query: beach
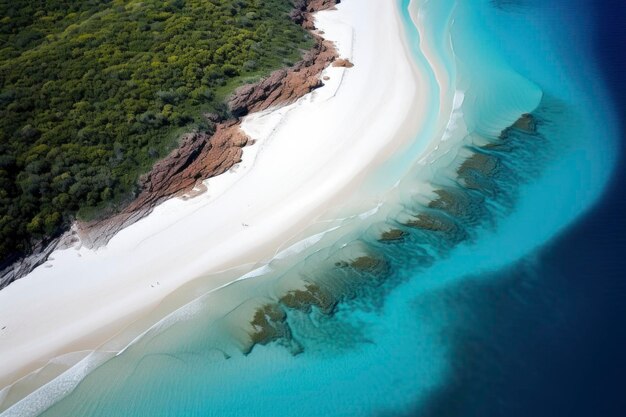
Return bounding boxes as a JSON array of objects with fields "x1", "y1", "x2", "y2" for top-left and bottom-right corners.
[
  {"x1": 1, "y1": 0, "x2": 621, "y2": 414},
  {"x1": 0, "y1": 0, "x2": 427, "y2": 399}
]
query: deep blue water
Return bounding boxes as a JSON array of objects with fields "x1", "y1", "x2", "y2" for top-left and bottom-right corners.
[
  {"x1": 415, "y1": 1, "x2": 626, "y2": 415},
  {"x1": 4, "y1": 0, "x2": 624, "y2": 416}
]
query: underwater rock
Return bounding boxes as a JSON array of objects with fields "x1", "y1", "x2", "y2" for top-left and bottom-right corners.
[
  {"x1": 405, "y1": 213, "x2": 456, "y2": 233},
  {"x1": 350, "y1": 256, "x2": 383, "y2": 271},
  {"x1": 245, "y1": 304, "x2": 292, "y2": 354},
  {"x1": 500, "y1": 113, "x2": 536, "y2": 139},
  {"x1": 428, "y1": 190, "x2": 471, "y2": 218},
  {"x1": 512, "y1": 113, "x2": 536, "y2": 133},
  {"x1": 280, "y1": 283, "x2": 338, "y2": 315},
  {"x1": 457, "y1": 151, "x2": 499, "y2": 191},
  {"x1": 379, "y1": 229, "x2": 408, "y2": 242}
]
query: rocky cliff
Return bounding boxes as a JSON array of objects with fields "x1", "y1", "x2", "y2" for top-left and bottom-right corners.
[{"x1": 0, "y1": 0, "x2": 340, "y2": 288}]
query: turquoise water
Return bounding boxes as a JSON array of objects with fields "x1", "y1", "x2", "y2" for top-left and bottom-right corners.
[{"x1": 8, "y1": 0, "x2": 619, "y2": 415}]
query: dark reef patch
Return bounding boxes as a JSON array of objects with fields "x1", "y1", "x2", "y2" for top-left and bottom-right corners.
[
  {"x1": 280, "y1": 283, "x2": 338, "y2": 315},
  {"x1": 456, "y1": 151, "x2": 500, "y2": 193},
  {"x1": 245, "y1": 303, "x2": 301, "y2": 355},
  {"x1": 241, "y1": 105, "x2": 556, "y2": 356},
  {"x1": 379, "y1": 229, "x2": 409, "y2": 243},
  {"x1": 244, "y1": 255, "x2": 390, "y2": 353}
]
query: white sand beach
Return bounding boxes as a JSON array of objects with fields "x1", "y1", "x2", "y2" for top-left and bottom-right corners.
[{"x1": 0, "y1": 0, "x2": 431, "y2": 399}]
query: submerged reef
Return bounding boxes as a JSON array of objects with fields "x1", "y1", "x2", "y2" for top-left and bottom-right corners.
[
  {"x1": 379, "y1": 229, "x2": 409, "y2": 243},
  {"x1": 245, "y1": 304, "x2": 297, "y2": 354},
  {"x1": 280, "y1": 283, "x2": 338, "y2": 315},
  {"x1": 240, "y1": 107, "x2": 552, "y2": 356},
  {"x1": 244, "y1": 255, "x2": 390, "y2": 353}
]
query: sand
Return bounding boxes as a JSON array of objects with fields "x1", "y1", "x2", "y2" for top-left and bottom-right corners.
[{"x1": 0, "y1": 0, "x2": 431, "y2": 403}]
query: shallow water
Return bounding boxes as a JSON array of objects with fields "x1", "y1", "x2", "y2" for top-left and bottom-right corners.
[{"x1": 5, "y1": 0, "x2": 622, "y2": 415}]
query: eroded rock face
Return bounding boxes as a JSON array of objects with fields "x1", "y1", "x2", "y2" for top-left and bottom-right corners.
[
  {"x1": 2, "y1": 0, "x2": 341, "y2": 283},
  {"x1": 77, "y1": 0, "x2": 339, "y2": 248},
  {"x1": 290, "y1": 0, "x2": 339, "y2": 30},
  {"x1": 228, "y1": 0, "x2": 339, "y2": 117},
  {"x1": 136, "y1": 122, "x2": 248, "y2": 199},
  {"x1": 228, "y1": 37, "x2": 337, "y2": 117},
  {"x1": 77, "y1": 122, "x2": 249, "y2": 247}
]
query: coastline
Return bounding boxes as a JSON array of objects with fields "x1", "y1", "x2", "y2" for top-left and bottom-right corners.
[
  {"x1": 1, "y1": 0, "x2": 621, "y2": 414},
  {"x1": 0, "y1": 0, "x2": 426, "y2": 407},
  {"x1": 0, "y1": 0, "x2": 339, "y2": 289}
]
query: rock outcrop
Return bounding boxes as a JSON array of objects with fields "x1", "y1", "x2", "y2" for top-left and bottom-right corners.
[
  {"x1": 77, "y1": 122, "x2": 249, "y2": 247},
  {"x1": 0, "y1": 231, "x2": 78, "y2": 289},
  {"x1": 1, "y1": 0, "x2": 341, "y2": 285},
  {"x1": 229, "y1": 0, "x2": 340, "y2": 117},
  {"x1": 332, "y1": 58, "x2": 354, "y2": 68},
  {"x1": 78, "y1": 0, "x2": 339, "y2": 247},
  {"x1": 228, "y1": 37, "x2": 337, "y2": 117},
  {"x1": 290, "y1": 0, "x2": 339, "y2": 30}
]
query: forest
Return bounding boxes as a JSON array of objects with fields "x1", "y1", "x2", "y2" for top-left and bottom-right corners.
[{"x1": 0, "y1": 0, "x2": 312, "y2": 263}]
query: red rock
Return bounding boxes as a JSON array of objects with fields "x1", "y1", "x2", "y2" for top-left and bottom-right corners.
[
  {"x1": 4, "y1": 0, "x2": 342, "y2": 283},
  {"x1": 76, "y1": 0, "x2": 339, "y2": 248},
  {"x1": 228, "y1": 37, "x2": 337, "y2": 117},
  {"x1": 77, "y1": 122, "x2": 249, "y2": 247},
  {"x1": 332, "y1": 58, "x2": 354, "y2": 68}
]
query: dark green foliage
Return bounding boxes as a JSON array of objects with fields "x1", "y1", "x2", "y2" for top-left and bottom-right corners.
[{"x1": 0, "y1": 0, "x2": 313, "y2": 263}]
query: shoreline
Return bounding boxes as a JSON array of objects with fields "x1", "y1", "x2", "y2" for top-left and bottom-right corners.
[
  {"x1": 0, "y1": 0, "x2": 339, "y2": 289},
  {"x1": 0, "y1": 0, "x2": 427, "y2": 407}
]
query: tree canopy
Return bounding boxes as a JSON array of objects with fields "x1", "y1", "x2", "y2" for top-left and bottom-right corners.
[{"x1": 0, "y1": 0, "x2": 312, "y2": 263}]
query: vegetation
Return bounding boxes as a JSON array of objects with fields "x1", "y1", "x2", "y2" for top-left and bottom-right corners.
[{"x1": 0, "y1": 0, "x2": 313, "y2": 263}]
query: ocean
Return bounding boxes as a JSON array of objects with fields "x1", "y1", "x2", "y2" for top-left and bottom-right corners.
[{"x1": 6, "y1": 0, "x2": 625, "y2": 415}]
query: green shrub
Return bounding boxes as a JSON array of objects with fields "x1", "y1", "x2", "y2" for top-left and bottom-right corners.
[{"x1": 0, "y1": 0, "x2": 314, "y2": 262}]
